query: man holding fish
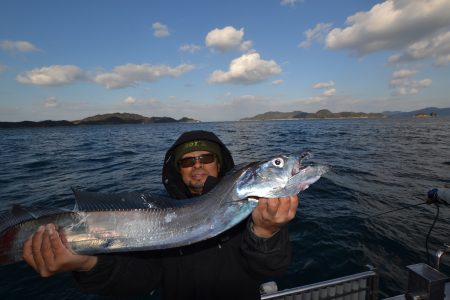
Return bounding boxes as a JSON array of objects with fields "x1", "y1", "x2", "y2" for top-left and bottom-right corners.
[{"x1": 22, "y1": 130, "x2": 300, "y2": 299}]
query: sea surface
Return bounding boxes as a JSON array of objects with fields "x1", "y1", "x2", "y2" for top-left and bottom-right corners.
[{"x1": 0, "y1": 118, "x2": 449, "y2": 299}]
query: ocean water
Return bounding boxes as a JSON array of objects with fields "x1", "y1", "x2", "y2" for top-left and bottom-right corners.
[{"x1": 0, "y1": 118, "x2": 449, "y2": 299}]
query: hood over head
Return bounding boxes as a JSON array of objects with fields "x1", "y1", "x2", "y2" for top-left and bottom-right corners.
[
  {"x1": 162, "y1": 130, "x2": 235, "y2": 199},
  {"x1": 173, "y1": 140, "x2": 223, "y2": 168}
]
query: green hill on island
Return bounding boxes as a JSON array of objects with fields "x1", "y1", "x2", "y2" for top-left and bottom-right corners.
[
  {"x1": 0, "y1": 113, "x2": 199, "y2": 128},
  {"x1": 74, "y1": 113, "x2": 192, "y2": 125},
  {"x1": 240, "y1": 109, "x2": 384, "y2": 121}
]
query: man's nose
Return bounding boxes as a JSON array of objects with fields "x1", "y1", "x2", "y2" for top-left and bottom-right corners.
[{"x1": 192, "y1": 159, "x2": 203, "y2": 168}]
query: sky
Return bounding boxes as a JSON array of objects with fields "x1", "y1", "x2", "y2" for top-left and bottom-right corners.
[{"x1": 1, "y1": 0, "x2": 450, "y2": 122}]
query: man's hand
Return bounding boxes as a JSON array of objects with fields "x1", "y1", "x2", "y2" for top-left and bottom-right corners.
[
  {"x1": 22, "y1": 223, "x2": 97, "y2": 277},
  {"x1": 251, "y1": 195, "x2": 299, "y2": 238}
]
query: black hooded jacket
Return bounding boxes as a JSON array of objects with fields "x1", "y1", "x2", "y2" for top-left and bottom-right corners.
[
  {"x1": 74, "y1": 130, "x2": 292, "y2": 300},
  {"x1": 162, "y1": 130, "x2": 235, "y2": 199}
]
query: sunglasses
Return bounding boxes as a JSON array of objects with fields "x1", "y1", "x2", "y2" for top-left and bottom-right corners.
[{"x1": 178, "y1": 153, "x2": 216, "y2": 168}]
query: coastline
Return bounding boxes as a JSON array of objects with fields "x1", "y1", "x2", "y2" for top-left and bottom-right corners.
[{"x1": 239, "y1": 116, "x2": 384, "y2": 122}]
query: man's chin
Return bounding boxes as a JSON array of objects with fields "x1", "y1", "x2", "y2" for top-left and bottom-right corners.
[
  {"x1": 188, "y1": 180, "x2": 205, "y2": 190},
  {"x1": 189, "y1": 185, "x2": 204, "y2": 195}
]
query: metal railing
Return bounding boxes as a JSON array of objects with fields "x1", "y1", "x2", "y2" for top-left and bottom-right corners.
[{"x1": 261, "y1": 269, "x2": 379, "y2": 300}]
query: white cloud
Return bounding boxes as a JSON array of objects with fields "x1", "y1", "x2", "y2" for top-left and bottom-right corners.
[
  {"x1": 313, "y1": 81, "x2": 335, "y2": 89},
  {"x1": 0, "y1": 40, "x2": 39, "y2": 52},
  {"x1": 392, "y1": 69, "x2": 417, "y2": 78},
  {"x1": 280, "y1": 0, "x2": 303, "y2": 7},
  {"x1": 323, "y1": 88, "x2": 336, "y2": 96},
  {"x1": 326, "y1": 0, "x2": 450, "y2": 56},
  {"x1": 179, "y1": 44, "x2": 201, "y2": 53},
  {"x1": 208, "y1": 52, "x2": 282, "y2": 85},
  {"x1": 389, "y1": 31, "x2": 450, "y2": 66},
  {"x1": 239, "y1": 40, "x2": 253, "y2": 52},
  {"x1": 0, "y1": 64, "x2": 7, "y2": 73},
  {"x1": 272, "y1": 79, "x2": 284, "y2": 85},
  {"x1": 299, "y1": 23, "x2": 332, "y2": 49},
  {"x1": 390, "y1": 69, "x2": 432, "y2": 95},
  {"x1": 95, "y1": 63, "x2": 195, "y2": 89},
  {"x1": 44, "y1": 97, "x2": 59, "y2": 108},
  {"x1": 311, "y1": 81, "x2": 337, "y2": 99},
  {"x1": 124, "y1": 96, "x2": 136, "y2": 104},
  {"x1": 205, "y1": 26, "x2": 252, "y2": 52},
  {"x1": 152, "y1": 22, "x2": 170, "y2": 38},
  {"x1": 393, "y1": 80, "x2": 432, "y2": 95},
  {"x1": 16, "y1": 65, "x2": 83, "y2": 86}
]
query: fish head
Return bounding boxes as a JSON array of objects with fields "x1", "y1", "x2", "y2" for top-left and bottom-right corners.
[{"x1": 232, "y1": 151, "x2": 328, "y2": 200}]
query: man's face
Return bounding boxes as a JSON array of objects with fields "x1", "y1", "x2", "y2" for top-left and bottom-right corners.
[{"x1": 178, "y1": 150, "x2": 219, "y2": 195}]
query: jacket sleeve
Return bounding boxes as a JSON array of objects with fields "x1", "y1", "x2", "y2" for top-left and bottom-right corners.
[
  {"x1": 72, "y1": 253, "x2": 163, "y2": 297},
  {"x1": 239, "y1": 219, "x2": 292, "y2": 279}
]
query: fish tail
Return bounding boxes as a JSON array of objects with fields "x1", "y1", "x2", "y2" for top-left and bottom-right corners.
[{"x1": 0, "y1": 226, "x2": 20, "y2": 266}]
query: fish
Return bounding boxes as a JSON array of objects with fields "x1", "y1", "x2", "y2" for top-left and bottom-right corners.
[{"x1": 0, "y1": 151, "x2": 328, "y2": 266}]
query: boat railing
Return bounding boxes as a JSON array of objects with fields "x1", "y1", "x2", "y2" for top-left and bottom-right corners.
[
  {"x1": 261, "y1": 267, "x2": 379, "y2": 300},
  {"x1": 436, "y1": 243, "x2": 450, "y2": 271}
]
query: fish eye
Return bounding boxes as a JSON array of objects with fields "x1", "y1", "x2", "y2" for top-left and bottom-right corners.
[{"x1": 272, "y1": 158, "x2": 284, "y2": 168}]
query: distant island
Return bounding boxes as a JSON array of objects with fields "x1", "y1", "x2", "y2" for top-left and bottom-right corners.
[
  {"x1": 1, "y1": 107, "x2": 449, "y2": 128},
  {"x1": 414, "y1": 112, "x2": 437, "y2": 118},
  {"x1": 381, "y1": 106, "x2": 449, "y2": 118},
  {"x1": 241, "y1": 107, "x2": 450, "y2": 121},
  {"x1": 0, "y1": 113, "x2": 199, "y2": 129},
  {"x1": 240, "y1": 109, "x2": 383, "y2": 121},
  {"x1": 72, "y1": 113, "x2": 199, "y2": 125}
]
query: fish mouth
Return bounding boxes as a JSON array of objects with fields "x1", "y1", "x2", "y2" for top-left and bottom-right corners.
[{"x1": 291, "y1": 151, "x2": 312, "y2": 176}]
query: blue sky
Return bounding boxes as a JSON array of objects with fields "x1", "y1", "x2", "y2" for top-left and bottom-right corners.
[{"x1": 1, "y1": 0, "x2": 449, "y2": 122}]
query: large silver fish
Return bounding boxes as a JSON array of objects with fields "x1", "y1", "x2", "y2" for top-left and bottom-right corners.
[{"x1": 0, "y1": 151, "x2": 328, "y2": 266}]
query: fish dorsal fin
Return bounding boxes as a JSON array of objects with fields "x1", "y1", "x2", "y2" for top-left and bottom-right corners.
[
  {"x1": 71, "y1": 188, "x2": 179, "y2": 212},
  {"x1": 11, "y1": 204, "x2": 35, "y2": 218},
  {"x1": 11, "y1": 204, "x2": 70, "y2": 219},
  {"x1": 0, "y1": 204, "x2": 71, "y2": 233}
]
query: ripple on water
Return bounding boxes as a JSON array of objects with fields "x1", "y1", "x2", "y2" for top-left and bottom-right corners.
[{"x1": 1, "y1": 119, "x2": 449, "y2": 298}]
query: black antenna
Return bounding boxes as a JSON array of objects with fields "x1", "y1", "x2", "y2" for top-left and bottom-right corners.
[
  {"x1": 426, "y1": 203, "x2": 440, "y2": 265},
  {"x1": 365, "y1": 193, "x2": 448, "y2": 219},
  {"x1": 365, "y1": 201, "x2": 427, "y2": 219},
  {"x1": 366, "y1": 190, "x2": 449, "y2": 264}
]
